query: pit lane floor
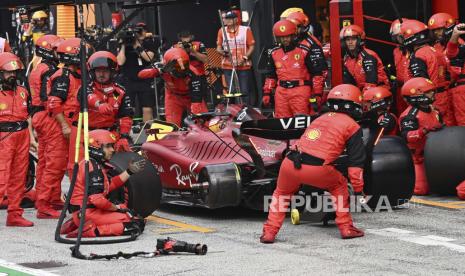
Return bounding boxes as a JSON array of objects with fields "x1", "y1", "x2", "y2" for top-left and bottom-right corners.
[{"x1": 1, "y1": 193, "x2": 465, "y2": 276}]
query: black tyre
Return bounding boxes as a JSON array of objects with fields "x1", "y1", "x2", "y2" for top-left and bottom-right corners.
[
  {"x1": 424, "y1": 127, "x2": 465, "y2": 195},
  {"x1": 364, "y1": 136, "x2": 415, "y2": 208},
  {"x1": 110, "y1": 152, "x2": 162, "y2": 217}
]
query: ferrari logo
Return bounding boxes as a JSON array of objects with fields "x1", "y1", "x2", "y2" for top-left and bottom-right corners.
[
  {"x1": 10, "y1": 61, "x2": 18, "y2": 70},
  {"x1": 110, "y1": 133, "x2": 117, "y2": 141},
  {"x1": 279, "y1": 25, "x2": 286, "y2": 32},
  {"x1": 20, "y1": 92, "x2": 26, "y2": 99},
  {"x1": 342, "y1": 20, "x2": 351, "y2": 27},
  {"x1": 425, "y1": 79, "x2": 433, "y2": 84},
  {"x1": 0, "y1": 103, "x2": 7, "y2": 110},
  {"x1": 306, "y1": 129, "x2": 321, "y2": 141},
  {"x1": 193, "y1": 45, "x2": 197, "y2": 50},
  {"x1": 294, "y1": 54, "x2": 300, "y2": 60},
  {"x1": 275, "y1": 62, "x2": 282, "y2": 68},
  {"x1": 429, "y1": 19, "x2": 435, "y2": 26}
]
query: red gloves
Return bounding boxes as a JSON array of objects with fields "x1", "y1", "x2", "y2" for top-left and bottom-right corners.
[
  {"x1": 262, "y1": 78, "x2": 276, "y2": 107},
  {"x1": 348, "y1": 167, "x2": 364, "y2": 193},
  {"x1": 115, "y1": 138, "x2": 131, "y2": 152},
  {"x1": 138, "y1": 68, "x2": 160, "y2": 79},
  {"x1": 98, "y1": 103, "x2": 114, "y2": 115}
]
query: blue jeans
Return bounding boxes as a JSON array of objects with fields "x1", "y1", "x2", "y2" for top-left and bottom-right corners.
[{"x1": 223, "y1": 69, "x2": 251, "y2": 104}]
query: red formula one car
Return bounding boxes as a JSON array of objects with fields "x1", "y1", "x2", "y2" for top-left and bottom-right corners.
[{"x1": 135, "y1": 104, "x2": 415, "y2": 212}]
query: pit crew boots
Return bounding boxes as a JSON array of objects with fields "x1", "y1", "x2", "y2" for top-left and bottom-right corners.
[
  {"x1": 60, "y1": 218, "x2": 78, "y2": 235},
  {"x1": 36, "y1": 201, "x2": 60, "y2": 219},
  {"x1": 260, "y1": 230, "x2": 277, "y2": 244},
  {"x1": 66, "y1": 221, "x2": 98, "y2": 238},
  {"x1": 6, "y1": 213, "x2": 34, "y2": 227},
  {"x1": 339, "y1": 224, "x2": 364, "y2": 239}
]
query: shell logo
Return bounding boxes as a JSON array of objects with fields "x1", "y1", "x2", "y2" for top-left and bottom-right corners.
[
  {"x1": 66, "y1": 46, "x2": 72, "y2": 52},
  {"x1": 306, "y1": 128, "x2": 321, "y2": 141},
  {"x1": 375, "y1": 93, "x2": 382, "y2": 98},
  {"x1": 42, "y1": 41, "x2": 48, "y2": 47},
  {"x1": 429, "y1": 19, "x2": 435, "y2": 26},
  {"x1": 275, "y1": 62, "x2": 282, "y2": 68},
  {"x1": 406, "y1": 29, "x2": 412, "y2": 35},
  {"x1": 279, "y1": 25, "x2": 286, "y2": 32},
  {"x1": 110, "y1": 133, "x2": 117, "y2": 141},
  {"x1": 448, "y1": 19, "x2": 454, "y2": 24},
  {"x1": 0, "y1": 103, "x2": 7, "y2": 110},
  {"x1": 89, "y1": 138, "x2": 95, "y2": 144},
  {"x1": 410, "y1": 88, "x2": 417, "y2": 94}
]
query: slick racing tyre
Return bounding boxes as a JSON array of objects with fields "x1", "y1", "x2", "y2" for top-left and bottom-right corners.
[
  {"x1": 110, "y1": 152, "x2": 162, "y2": 217},
  {"x1": 425, "y1": 127, "x2": 465, "y2": 195},
  {"x1": 364, "y1": 136, "x2": 415, "y2": 208}
]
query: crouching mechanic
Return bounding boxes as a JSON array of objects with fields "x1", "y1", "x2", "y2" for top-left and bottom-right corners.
[
  {"x1": 261, "y1": 84, "x2": 366, "y2": 243},
  {"x1": 138, "y1": 48, "x2": 207, "y2": 126},
  {"x1": 61, "y1": 130, "x2": 146, "y2": 238},
  {"x1": 262, "y1": 20, "x2": 318, "y2": 117},
  {"x1": 362, "y1": 86, "x2": 398, "y2": 135},
  {"x1": 0, "y1": 53, "x2": 36, "y2": 227},
  {"x1": 87, "y1": 51, "x2": 133, "y2": 152},
  {"x1": 399, "y1": 77, "x2": 443, "y2": 195}
]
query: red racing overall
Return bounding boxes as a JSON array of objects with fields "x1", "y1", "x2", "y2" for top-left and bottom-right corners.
[
  {"x1": 264, "y1": 44, "x2": 316, "y2": 118},
  {"x1": 343, "y1": 47, "x2": 390, "y2": 92},
  {"x1": 263, "y1": 112, "x2": 365, "y2": 237},
  {"x1": 393, "y1": 46, "x2": 410, "y2": 114},
  {"x1": 447, "y1": 41, "x2": 465, "y2": 126},
  {"x1": 65, "y1": 160, "x2": 133, "y2": 237},
  {"x1": 0, "y1": 85, "x2": 31, "y2": 220},
  {"x1": 87, "y1": 83, "x2": 133, "y2": 151},
  {"x1": 400, "y1": 106, "x2": 442, "y2": 195},
  {"x1": 138, "y1": 65, "x2": 208, "y2": 126},
  {"x1": 408, "y1": 45, "x2": 455, "y2": 126},
  {"x1": 29, "y1": 61, "x2": 64, "y2": 212}
]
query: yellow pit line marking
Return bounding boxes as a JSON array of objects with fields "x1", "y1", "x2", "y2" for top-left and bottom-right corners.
[
  {"x1": 410, "y1": 197, "x2": 465, "y2": 210},
  {"x1": 147, "y1": 215, "x2": 216, "y2": 233}
]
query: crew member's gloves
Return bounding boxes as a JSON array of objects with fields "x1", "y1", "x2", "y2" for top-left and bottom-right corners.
[
  {"x1": 378, "y1": 113, "x2": 396, "y2": 129},
  {"x1": 309, "y1": 95, "x2": 321, "y2": 113},
  {"x1": 115, "y1": 137, "x2": 131, "y2": 152},
  {"x1": 126, "y1": 158, "x2": 146, "y2": 175},
  {"x1": 262, "y1": 78, "x2": 276, "y2": 107},
  {"x1": 98, "y1": 103, "x2": 114, "y2": 115},
  {"x1": 262, "y1": 94, "x2": 271, "y2": 107}
]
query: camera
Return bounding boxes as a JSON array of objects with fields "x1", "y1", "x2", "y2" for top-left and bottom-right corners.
[
  {"x1": 181, "y1": 41, "x2": 192, "y2": 49},
  {"x1": 18, "y1": 7, "x2": 30, "y2": 24},
  {"x1": 117, "y1": 28, "x2": 137, "y2": 45}
]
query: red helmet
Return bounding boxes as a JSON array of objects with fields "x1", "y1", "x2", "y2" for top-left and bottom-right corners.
[
  {"x1": 401, "y1": 77, "x2": 436, "y2": 105},
  {"x1": 88, "y1": 51, "x2": 118, "y2": 84},
  {"x1": 363, "y1": 86, "x2": 393, "y2": 112},
  {"x1": 35, "y1": 34, "x2": 61, "y2": 61},
  {"x1": 390, "y1": 18, "x2": 409, "y2": 36},
  {"x1": 272, "y1": 20, "x2": 297, "y2": 37},
  {"x1": 428, "y1": 13, "x2": 455, "y2": 30},
  {"x1": 88, "y1": 51, "x2": 118, "y2": 71},
  {"x1": 339, "y1": 24, "x2": 366, "y2": 40},
  {"x1": 56, "y1": 38, "x2": 81, "y2": 65},
  {"x1": 0, "y1": 52, "x2": 24, "y2": 72},
  {"x1": 163, "y1": 48, "x2": 190, "y2": 75},
  {"x1": 327, "y1": 84, "x2": 363, "y2": 119},
  {"x1": 88, "y1": 129, "x2": 117, "y2": 162},
  {"x1": 287, "y1": 11, "x2": 310, "y2": 27},
  {"x1": 399, "y1": 19, "x2": 429, "y2": 47},
  {"x1": 0, "y1": 52, "x2": 24, "y2": 88}
]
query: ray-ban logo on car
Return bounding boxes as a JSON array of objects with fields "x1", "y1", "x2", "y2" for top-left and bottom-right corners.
[
  {"x1": 279, "y1": 116, "x2": 311, "y2": 130},
  {"x1": 170, "y1": 162, "x2": 199, "y2": 186}
]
